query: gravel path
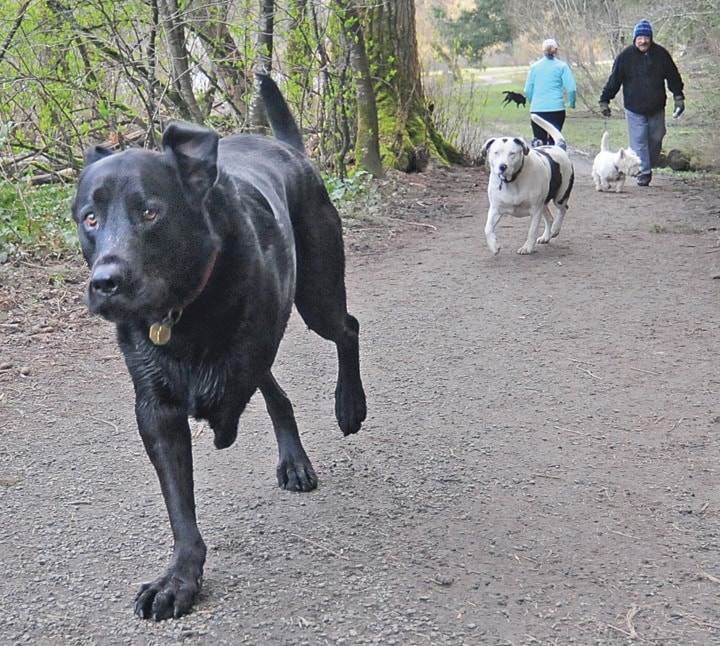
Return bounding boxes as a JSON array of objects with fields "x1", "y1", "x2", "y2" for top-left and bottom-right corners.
[{"x1": 1, "y1": 155, "x2": 720, "y2": 644}]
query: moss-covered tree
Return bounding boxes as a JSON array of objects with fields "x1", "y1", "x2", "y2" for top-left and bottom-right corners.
[
  {"x1": 360, "y1": 0, "x2": 462, "y2": 171},
  {"x1": 337, "y1": 0, "x2": 383, "y2": 177}
]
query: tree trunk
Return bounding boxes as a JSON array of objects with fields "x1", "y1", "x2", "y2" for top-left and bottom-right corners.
[
  {"x1": 249, "y1": 0, "x2": 275, "y2": 132},
  {"x1": 157, "y1": 0, "x2": 204, "y2": 123},
  {"x1": 184, "y1": 0, "x2": 249, "y2": 119},
  {"x1": 361, "y1": 0, "x2": 461, "y2": 171},
  {"x1": 338, "y1": 0, "x2": 384, "y2": 178}
]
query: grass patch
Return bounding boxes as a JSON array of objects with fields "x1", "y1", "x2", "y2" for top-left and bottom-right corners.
[
  {"x1": 427, "y1": 64, "x2": 713, "y2": 164},
  {"x1": 427, "y1": 65, "x2": 624, "y2": 159}
]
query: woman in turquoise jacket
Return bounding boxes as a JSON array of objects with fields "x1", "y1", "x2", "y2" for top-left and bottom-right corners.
[{"x1": 524, "y1": 39, "x2": 577, "y2": 146}]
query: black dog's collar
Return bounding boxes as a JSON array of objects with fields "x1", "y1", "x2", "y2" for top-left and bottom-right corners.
[
  {"x1": 148, "y1": 249, "x2": 219, "y2": 346},
  {"x1": 149, "y1": 310, "x2": 182, "y2": 346}
]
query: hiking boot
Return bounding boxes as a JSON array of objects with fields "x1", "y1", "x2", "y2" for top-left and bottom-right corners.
[{"x1": 636, "y1": 173, "x2": 651, "y2": 186}]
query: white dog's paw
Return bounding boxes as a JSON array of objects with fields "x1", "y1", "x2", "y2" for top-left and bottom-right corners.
[
  {"x1": 517, "y1": 245, "x2": 535, "y2": 255},
  {"x1": 536, "y1": 236, "x2": 551, "y2": 245}
]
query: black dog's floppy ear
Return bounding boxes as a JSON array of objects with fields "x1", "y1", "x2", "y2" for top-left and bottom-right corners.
[
  {"x1": 83, "y1": 146, "x2": 114, "y2": 166},
  {"x1": 162, "y1": 122, "x2": 219, "y2": 198}
]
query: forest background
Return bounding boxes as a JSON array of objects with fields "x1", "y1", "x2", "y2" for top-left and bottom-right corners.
[{"x1": 0, "y1": 0, "x2": 718, "y2": 260}]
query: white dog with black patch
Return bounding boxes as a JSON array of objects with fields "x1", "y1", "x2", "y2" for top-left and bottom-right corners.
[
  {"x1": 481, "y1": 114, "x2": 574, "y2": 255},
  {"x1": 591, "y1": 131, "x2": 642, "y2": 193}
]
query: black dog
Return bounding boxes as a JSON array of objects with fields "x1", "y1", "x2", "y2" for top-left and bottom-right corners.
[
  {"x1": 501, "y1": 90, "x2": 527, "y2": 108},
  {"x1": 71, "y1": 74, "x2": 366, "y2": 620}
]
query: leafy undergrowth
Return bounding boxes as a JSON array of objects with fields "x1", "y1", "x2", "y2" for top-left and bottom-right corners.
[
  {"x1": 0, "y1": 180, "x2": 78, "y2": 263},
  {"x1": 0, "y1": 175, "x2": 378, "y2": 263}
]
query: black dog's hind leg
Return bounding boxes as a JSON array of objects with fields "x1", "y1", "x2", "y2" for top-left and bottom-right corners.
[
  {"x1": 258, "y1": 371, "x2": 318, "y2": 491},
  {"x1": 292, "y1": 201, "x2": 367, "y2": 437},
  {"x1": 295, "y1": 287, "x2": 366, "y2": 437},
  {"x1": 133, "y1": 408, "x2": 206, "y2": 621}
]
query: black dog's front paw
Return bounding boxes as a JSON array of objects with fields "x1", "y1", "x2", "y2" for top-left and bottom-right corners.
[
  {"x1": 134, "y1": 570, "x2": 201, "y2": 621},
  {"x1": 277, "y1": 456, "x2": 318, "y2": 492}
]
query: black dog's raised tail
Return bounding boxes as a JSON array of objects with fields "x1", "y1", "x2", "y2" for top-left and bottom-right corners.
[{"x1": 256, "y1": 73, "x2": 305, "y2": 153}]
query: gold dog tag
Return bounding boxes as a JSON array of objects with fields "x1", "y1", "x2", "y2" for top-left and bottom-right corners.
[{"x1": 149, "y1": 322, "x2": 172, "y2": 346}]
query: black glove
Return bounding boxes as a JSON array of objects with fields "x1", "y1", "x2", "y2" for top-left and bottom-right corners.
[
  {"x1": 673, "y1": 96, "x2": 685, "y2": 118},
  {"x1": 599, "y1": 102, "x2": 611, "y2": 118}
]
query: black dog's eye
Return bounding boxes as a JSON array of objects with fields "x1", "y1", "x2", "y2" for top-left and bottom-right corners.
[
  {"x1": 143, "y1": 209, "x2": 158, "y2": 221},
  {"x1": 84, "y1": 213, "x2": 98, "y2": 228}
]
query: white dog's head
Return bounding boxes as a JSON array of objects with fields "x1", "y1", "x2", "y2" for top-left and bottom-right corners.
[
  {"x1": 616, "y1": 148, "x2": 642, "y2": 177},
  {"x1": 481, "y1": 137, "x2": 530, "y2": 183}
]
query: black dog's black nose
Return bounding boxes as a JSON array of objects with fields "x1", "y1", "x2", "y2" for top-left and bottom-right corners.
[{"x1": 90, "y1": 262, "x2": 126, "y2": 297}]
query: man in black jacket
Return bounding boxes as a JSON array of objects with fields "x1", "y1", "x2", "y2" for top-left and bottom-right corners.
[{"x1": 599, "y1": 20, "x2": 685, "y2": 186}]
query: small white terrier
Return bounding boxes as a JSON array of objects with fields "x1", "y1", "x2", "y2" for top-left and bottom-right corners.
[{"x1": 591, "y1": 132, "x2": 642, "y2": 193}]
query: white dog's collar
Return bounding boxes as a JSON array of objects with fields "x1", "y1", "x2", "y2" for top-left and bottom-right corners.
[{"x1": 498, "y1": 158, "x2": 524, "y2": 187}]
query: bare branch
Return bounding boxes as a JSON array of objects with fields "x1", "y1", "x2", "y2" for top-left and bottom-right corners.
[{"x1": 0, "y1": 0, "x2": 32, "y2": 66}]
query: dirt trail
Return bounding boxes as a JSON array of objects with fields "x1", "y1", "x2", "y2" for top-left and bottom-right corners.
[{"x1": 1, "y1": 154, "x2": 720, "y2": 645}]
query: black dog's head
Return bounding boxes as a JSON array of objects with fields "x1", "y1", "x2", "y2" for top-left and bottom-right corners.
[{"x1": 72, "y1": 123, "x2": 222, "y2": 324}]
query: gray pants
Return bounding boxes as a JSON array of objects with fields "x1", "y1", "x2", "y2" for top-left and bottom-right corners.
[{"x1": 625, "y1": 108, "x2": 666, "y2": 176}]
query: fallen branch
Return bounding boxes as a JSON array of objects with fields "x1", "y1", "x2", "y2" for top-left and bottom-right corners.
[{"x1": 23, "y1": 168, "x2": 75, "y2": 186}]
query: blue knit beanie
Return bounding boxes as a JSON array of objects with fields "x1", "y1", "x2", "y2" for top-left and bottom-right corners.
[{"x1": 633, "y1": 20, "x2": 653, "y2": 40}]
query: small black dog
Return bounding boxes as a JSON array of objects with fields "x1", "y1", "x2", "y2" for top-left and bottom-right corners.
[
  {"x1": 72, "y1": 74, "x2": 366, "y2": 620},
  {"x1": 501, "y1": 90, "x2": 527, "y2": 108}
]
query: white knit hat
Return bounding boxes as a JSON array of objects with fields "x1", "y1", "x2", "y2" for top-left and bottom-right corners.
[{"x1": 543, "y1": 39, "x2": 558, "y2": 50}]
